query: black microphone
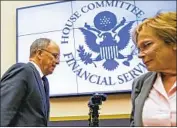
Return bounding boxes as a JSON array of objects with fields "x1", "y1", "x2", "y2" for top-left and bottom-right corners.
[{"x1": 88, "y1": 93, "x2": 107, "y2": 106}]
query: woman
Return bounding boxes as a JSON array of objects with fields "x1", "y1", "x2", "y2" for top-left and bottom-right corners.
[{"x1": 130, "y1": 12, "x2": 176, "y2": 126}]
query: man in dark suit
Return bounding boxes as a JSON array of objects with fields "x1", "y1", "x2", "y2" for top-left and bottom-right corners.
[{"x1": 0, "y1": 38, "x2": 60, "y2": 126}]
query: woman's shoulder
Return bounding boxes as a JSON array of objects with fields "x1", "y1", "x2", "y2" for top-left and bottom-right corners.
[
  {"x1": 132, "y1": 72, "x2": 156, "y2": 92},
  {"x1": 134, "y1": 72, "x2": 155, "y2": 83}
]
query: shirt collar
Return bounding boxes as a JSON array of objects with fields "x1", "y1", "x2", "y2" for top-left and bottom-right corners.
[
  {"x1": 158, "y1": 73, "x2": 177, "y2": 90},
  {"x1": 29, "y1": 61, "x2": 44, "y2": 78},
  {"x1": 154, "y1": 73, "x2": 176, "y2": 96}
]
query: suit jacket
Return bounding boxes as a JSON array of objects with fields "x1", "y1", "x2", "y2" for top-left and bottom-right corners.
[
  {"x1": 130, "y1": 72, "x2": 157, "y2": 127},
  {"x1": 0, "y1": 62, "x2": 49, "y2": 126}
]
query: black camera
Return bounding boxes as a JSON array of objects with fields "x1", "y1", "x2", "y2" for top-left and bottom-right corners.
[{"x1": 88, "y1": 93, "x2": 107, "y2": 106}]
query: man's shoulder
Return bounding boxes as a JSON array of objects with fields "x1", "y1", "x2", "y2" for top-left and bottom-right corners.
[
  {"x1": 1, "y1": 62, "x2": 33, "y2": 81},
  {"x1": 8, "y1": 62, "x2": 32, "y2": 73},
  {"x1": 3, "y1": 63, "x2": 26, "y2": 74}
]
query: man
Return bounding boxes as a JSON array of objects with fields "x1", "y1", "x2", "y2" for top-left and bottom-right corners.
[{"x1": 0, "y1": 38, "x2": 60, "y2": 126}]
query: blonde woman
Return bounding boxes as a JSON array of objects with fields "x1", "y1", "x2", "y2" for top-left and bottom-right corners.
[{"x1": 130, "y1": 12, "x2": 176, "y2": 126}]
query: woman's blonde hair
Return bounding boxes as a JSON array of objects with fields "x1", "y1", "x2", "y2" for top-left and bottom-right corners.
[{"x1": 132, "y1": 11, "x2": 176, "y2": 45}]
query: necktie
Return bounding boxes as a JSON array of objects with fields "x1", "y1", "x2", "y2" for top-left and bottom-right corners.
[{"x1": 42, "y1": 76, "x2": 50, "y2": 119}]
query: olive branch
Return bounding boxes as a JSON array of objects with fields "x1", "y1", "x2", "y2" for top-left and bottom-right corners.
[{"x1": 77, "y1": 45, "x2": 97, "y2": 67}]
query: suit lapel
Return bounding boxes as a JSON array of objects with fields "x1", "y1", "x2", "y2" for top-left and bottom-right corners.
[
  {"x1": 135, "y1": 72, "x2": 157, "y2": 126},
  {"x1": 27, "y1": 62, "x2": 48, "y2": 120}
]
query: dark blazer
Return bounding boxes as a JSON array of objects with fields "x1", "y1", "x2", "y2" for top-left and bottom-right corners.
[
  {"x1": 1, "y1": 62, "x2": 49, "y2": 126},
  {"x1": 130, "y1": 72, "x2": 157, "y2": 126}
]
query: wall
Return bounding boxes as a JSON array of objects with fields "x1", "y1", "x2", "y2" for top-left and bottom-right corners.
[
  {"x1": 1, "y1": 1, "x2": 56, "y2": 76},
  {"x1": 50, "y1": 94, "x2": 131, "y2": 121},
  {"x1": 1, "y1": 1, "x2": 131, "y2": 121}
]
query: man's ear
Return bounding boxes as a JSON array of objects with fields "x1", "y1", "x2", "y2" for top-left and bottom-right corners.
[
  {"x1": 172, "y1": 43, "x2": 176, "y2": 51},
  {"x1": 36, "y1": 50, "x2": 43, "y2": 59}
]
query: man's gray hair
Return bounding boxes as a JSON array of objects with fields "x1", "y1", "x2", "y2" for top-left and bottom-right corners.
[{"x1": 30, "y1": 38, "x2": 51, "y2": 57}]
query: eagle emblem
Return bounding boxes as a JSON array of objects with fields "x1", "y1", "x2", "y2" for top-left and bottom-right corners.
[{"x1": 77, "y1": 11, "x2": 138, "y2": 71}]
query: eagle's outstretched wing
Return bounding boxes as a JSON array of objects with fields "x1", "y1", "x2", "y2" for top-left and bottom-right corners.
[
  {"x1": 117, "y1": 21, "x2": 135, "y2": 51},
  {"x1": 79, "y1": 28, "x2": 100, "y2": 53}
]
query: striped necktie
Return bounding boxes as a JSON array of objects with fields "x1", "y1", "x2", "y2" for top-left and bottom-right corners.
[{"x1": 42, "y1": 76, "x2": 50, "y2": 119}]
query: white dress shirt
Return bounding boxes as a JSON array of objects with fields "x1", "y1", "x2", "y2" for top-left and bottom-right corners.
[{"x1": 142, "y1": 73, "x2": 176, "y2": 126}]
